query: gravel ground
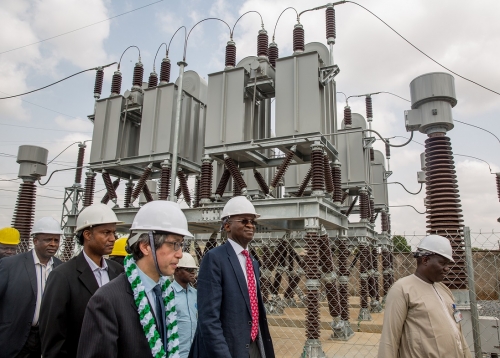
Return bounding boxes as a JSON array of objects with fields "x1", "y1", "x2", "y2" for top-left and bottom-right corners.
[{"x1": 477, "y1": 300, "x2": 500, "y2": 320}]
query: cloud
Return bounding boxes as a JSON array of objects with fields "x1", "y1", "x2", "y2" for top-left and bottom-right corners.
[{"x1": 54, "y1": 115, "x2": 93, "y2": 133}]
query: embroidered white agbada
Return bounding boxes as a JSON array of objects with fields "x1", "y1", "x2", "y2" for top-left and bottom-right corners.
[{"x1": 378, "y1": 274, "x2": 472, "y2": 358}]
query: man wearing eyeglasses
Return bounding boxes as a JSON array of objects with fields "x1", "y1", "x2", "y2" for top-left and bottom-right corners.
[
  {"x1": 173, "y1": 252, "x2": 199, "y2": 358},
  {"x1": 40, "y1": 204, "x2": 123, "y2": 358},
  {"x1": 0, "y1": 218, "x2": 62, "y2": 358},
  {"x1": 190, "y1": 196, "x2": 275, "y2": 358}
]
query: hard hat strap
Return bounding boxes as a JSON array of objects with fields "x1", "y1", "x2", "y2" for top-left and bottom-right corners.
[{"x1": 148, "y1": 231, "x2": 166, "y2": 277}]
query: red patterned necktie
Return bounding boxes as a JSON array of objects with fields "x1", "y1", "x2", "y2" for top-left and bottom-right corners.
[{"x1": 242, "y1": 249, "x2": 259, "y2": 341}]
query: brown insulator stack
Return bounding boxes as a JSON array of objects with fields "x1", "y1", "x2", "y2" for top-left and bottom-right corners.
[
  {"x1": 124, "y1": 179, "x2": 133, "y2": 208},
  {"x1": 94, "y1": 67, "x2": 104, "y2": 99},
  {"x1": 160, "y1": 57, "x2": 171, "y2": 83},
  {"x1": 425, "y1": 134, "x2": 466, "y2": 289},
  {"x1": 225, "y1": 40, "x2": 236, "y2": 68},
  {"x1": 11, "y1": 181, "x2": 36, "y2": 252},
  {"x1": 385, "y1": 140, "x2": 391, "y2": 159},
  {"x1": 142, "y1": 184, "x2": 154, "y2": 203},
  {"x1": 193, "y1": 176, "x2": 201, "y2": 208},
  {"x1": 496, "y1": 173, "x2": 500, "y2": 201},
  {"x1": 344, "y1": 196, "x2": 358, "y2": 217},
  {"x1": 194, "y1": 241, "x2": 203, "y2": 264},
  {"x1": 388, "y1": 251, "x2": 394, "y2": 286},
  {"x1": 293, "y1": 24, "x2": 304, "y2": 53},
  {"x1": 130, "y1": 164, "x2": 152, "y2": 205},
  {"x1": 177, "y1": 169, "x2": 191, "y2": 206},
  {"x1": 268, "y1": 42, "x2": 278, "y2": 67},
  {"x1": 257, "y1": 29, "x2": 268, "y2": 57},
  {"x1": 359, "y1": 245, "x2": 370, "y2": 310},
  {"x1": 110, "y1": 70, "x2": 122, "y2": 96},
  {"x1": 304, "y1": 231, "x2": 321, "y2": 340},
  {"x1": 382, "y1": 249, "x2": 391, "y2": 296},
  {"x1": 61, "y1": 236, "x2": 74, "y2": 262},
  {"x1": 253, "y1": 169, "x2": 269, "y2": 195},
  {"x1": 367, "y1": 247, "x2": 376, "y2": 300},
  {"x1": 370, "y1": 147, "x2": 375, "y2": 162},
  {"x1": 74, "y1": 143, "x2": 86, "y2": 184},
  {"x1": 320, "y1": 233, "x2": 341, "y2": 318},
  {"x1": 204, "y1": 232, "x2": 218, "y2": 255},
  {"x1": 359, "y1": 188, "x2": 369, "y2": 221},
  {"x1": 365, "y1": 95, "x2": 373, "y2": 121},
  {"x1": 148, "y1": 71, "x2": 158, "y2": 88},
  {"x1": 224, "y1": 155, "x2": 247, "y2": 193},
  {"x1": 369, "y1": 197, "x2": 376, "y2": 223},
  {"x1": 285, "y1": 243, "x2": 301, "y2": 301},
  {"x1": 332, "y1": 161, "x2": 342, "y2": 203},
  {"x1": 83, "y1": 170, "x2": 96, "y2": 207},
  {"x1": 381, "y1": 210, "x2": 388, "y2": 232},
  {"x1": 269, "y1": 147, "x2": 295, "y2": 191},
  {"x1": 295, "y1": 167, "x2": 312, "y2": 197},
  {"x1": 311, "y1": 146, "x2": 325, "y2": 194},
  {"x1": 232, "y1": 176, "x2": 241, "y2": 197},
  {"x1": 344, "y1": 106, "x2": 352, "y2": 127},
  {"x1": 215, "y1": 168, "x2": 231, "y2": 198},
  {"x1": 200, "y1": 157, "x2": 213, "y2": 202},
  {"x1": 323, "y1": 155, "x2": 334, "y2": 194},
  {"x1": 372, "y1": 247, "x2": 380, "y2": 302},
  {"x1": 101, "y1": 178, "x2": 119, "y2": 204},
  {"x1": 337, "y1": 239, "x2": 350, "y2": 321},
  {"x1": 325, "y1": 6, "x2": 336, "y2": 43},
  {"x1": 132, "y1": 61, "x2": 144, "y2": 88},
  {"x1": 175, "y1": 186, "x2": 182, "y2": 199},
  {"x1": 158, "y1": 162, "x2": 171, "y2": 200},
  {"x1": 101, "y1": 171, "x2": 118, "y2": 204},
  {"x1": 341, "y1": 191, "x2": 348, "y2": 204},
  {"x1": 271, "y1": 240, "x2": 288, "y2": 295}
]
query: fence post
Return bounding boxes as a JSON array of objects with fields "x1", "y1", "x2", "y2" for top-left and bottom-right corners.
[{"x1": 464, "y1": 226, "x2": 482, "y2": 358}]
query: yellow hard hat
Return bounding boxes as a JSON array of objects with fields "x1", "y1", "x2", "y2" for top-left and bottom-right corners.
[
  {"x1": 110, "y1": 237, "x2": 128, "y2": 257},
  {"x1": 0, "y1": 227, "x2": 20, "y2": 245}
]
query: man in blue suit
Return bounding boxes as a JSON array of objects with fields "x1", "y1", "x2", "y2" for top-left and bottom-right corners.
[{"x1": 189, "y1": 196, "x2": 275, "y2": 358}]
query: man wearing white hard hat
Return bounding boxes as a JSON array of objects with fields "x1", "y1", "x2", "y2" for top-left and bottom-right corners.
[
  {"x1": 190, "y1": 196, "x2": 275, "y2": 358},
  {"x1": 0, "y1": 217, "x2": 63, "y2": 358},
  {"x1": 173, "y1": 252, "x2": 198, "y2": 358},
  {"x1": 378, "y1": 235, "x2": 471, "y2": 358},
  {"x1": 40, "y1": 204, "x2": 124, "y2": 358},
  {"x1": 77, "y1": 200, "x2": 193, "y2": 358}
]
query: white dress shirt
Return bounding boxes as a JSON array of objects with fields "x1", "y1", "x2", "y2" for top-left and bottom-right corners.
[
  {"x1": 31, "y1": 249, "x2": 54, "y2": 326},
  {"x1": 228, "y1": 239, "x2": 255, "y2": 286},
  {"x1": 83, "y1": 250, "x2": 110, "y2": 287},
  {"x1": 137, "y1": 266, "x2": 161, "y2": 317}
]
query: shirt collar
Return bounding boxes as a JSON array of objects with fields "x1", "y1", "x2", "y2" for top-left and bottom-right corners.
[
  {"x1": 228, "y1": 238, "x2": 247, "y2": 254},
  {"x1": 32, "y1": 249, "x2": 54, "y2": 268},
  {"x1": 83, "y1": 250, "x2": 108, "y2": 272},
  {"x1": 172, "y1": 279, "x2": 195, "y2": 293},
  {"x1": 137, "y1": 266, "x2": 160, "y2": 295}
]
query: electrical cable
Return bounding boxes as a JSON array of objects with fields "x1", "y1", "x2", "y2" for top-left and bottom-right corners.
[
  {"x1": 454, "y1": 154, "x2": 495, "y2": 174},
  {"x1": 38, "y1": 165, "x2": 88, "y2": 186},
  {"x1": 347, "y1": 91, "x2": 410, "y2": 102},
  {"x1": 454, "y1": 120, "x2": 500, "y2": 145},
  {"x1": 118, "y1": 46, "x2": 140, "y2": 69},
  {"x1": 47, "y1": 142, "x2": 80, "y2": 165},
  {"x1": 0, "y1": 90, "x2": 78, "y2": 119},
  {"x1": 184, "y1": 18, "x2": 232, "y2": 60},
  {"x1": 389, "y1": 204, "x2": 426, "y2": 215},
  {"x1": 232, "y1": 11, "x2": 264, "y2": 37},
  {"x1": 0, "y1": 188, "x2": 62, "y2": 200},
  {"x1": 391, "y1": 182, "x2": 423, "y2": 195},
  {"x1": 0, "y1": 62, "x2": 116, "y2": 100},
  {"x1": 366, "y1": 128, "x2": 413, "y2": 147},
  {"x1": 272, "y1": 7, "x2": 300, "y2": 41},
  {"x1": 167, "y1": 26, "x2": 187, "y2": 53},
  {"x1": 0, "y1": 0, "x2": 165, "y2": 55},
  {"x1": 0, "y1": 122, "x2": 91, "y2": 133},
  {"x1": 345, "y1": 1, "x2": 500, "y2": 96}
]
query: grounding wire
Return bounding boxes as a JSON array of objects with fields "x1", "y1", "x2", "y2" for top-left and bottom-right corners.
[
  {"x1": 344, "y1": 1, "x2": 500, "y2": 96},
  {"x1": 0, "y1": 62, "x2": 117, "y2": 100},
  {"x1": 389, "y1": 204, "x2": 427, "y2": 215}
]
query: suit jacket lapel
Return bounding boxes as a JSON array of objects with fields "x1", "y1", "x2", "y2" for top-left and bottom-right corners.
[
  {"x1": 225, "y1": 242, "x2": 252, "y2": 316},
  {"x1": 76, "y1": 251, "x2": 99, "y2": 295},
  {"x1": 24, "y1": 251, "x2": 37, "y2": 296},
  {"x1": 107, "y1": 259, "x2": 120, "y2": 280}
]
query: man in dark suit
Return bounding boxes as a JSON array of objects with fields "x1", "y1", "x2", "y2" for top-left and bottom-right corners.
[
  {"x1": 189, "y1": 196, "x2": 275, "y2": 358},
  {"x1": 77, "y1": 201, "x2": 193, "y2": 358},
  {"x1": 40, "y1": 204, "x2": 123, "y2": 358},
  {"x1": 0, "y1": 217, "x2": 63, "y2": 358}
]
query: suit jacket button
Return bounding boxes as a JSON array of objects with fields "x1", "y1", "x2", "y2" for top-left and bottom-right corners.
[
  {"x1": 248, "y1": 321, "x2": 252, "y2": 325},
  {"x1": 246, "y1": 344, "x2": 249, "y2": 348}
]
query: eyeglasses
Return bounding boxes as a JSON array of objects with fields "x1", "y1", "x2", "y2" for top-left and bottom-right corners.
[
  {"x1": 182, "y1": 268, "x2": 197, "y2": 273},
  {"x1": 163, "y1": 241, "x2": 185, "y2": 251},
  {"x1": 229, "y1": 219, "x2": 258, "y2": 227}
]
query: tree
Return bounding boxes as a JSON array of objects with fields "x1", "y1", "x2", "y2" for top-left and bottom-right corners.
[{"x1": 392, "y1": 235, "x2": 412, "y2": 253}]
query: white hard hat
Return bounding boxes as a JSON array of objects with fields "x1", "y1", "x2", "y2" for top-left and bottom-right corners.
[
  {"x1": 220, "y1": 196, "x2": 260, "y2": 220},
  {"x1": 416, "y1": 235, "x2": 455, "y2": 262},
  {"x1": 75, "y1": 203, "x2": 123, "y2": 232},
  {"x1": 32, "y1": 217, "x2": 63, "y2": 235},
  {"x1": 130, "y1": 201, "x2": 193, "y2": 238},
  {"x1": 178, "y1": 252, "x2": 198, "y2": 269}
]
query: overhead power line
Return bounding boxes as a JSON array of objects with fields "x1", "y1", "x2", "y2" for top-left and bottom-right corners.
[{"x1": 0, "y1": 122, "x2": 91, "y2": 133}]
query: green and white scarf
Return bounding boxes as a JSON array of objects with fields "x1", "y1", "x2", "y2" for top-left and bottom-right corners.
[{"x1": 124, "y1": 255, "x2": 180, "y2": 358}]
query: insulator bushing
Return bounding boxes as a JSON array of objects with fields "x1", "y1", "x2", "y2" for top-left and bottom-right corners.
[
  {"x1": 345, "y1": 195, "x2": 358, "y2": 217},
  {"x1": 101, "y1": 171, "x2": 117, "y2": 202},
  {"x1": 132, "y1": 61, "x2": 144, "y2": 88},
  {"x1": 233, "y1": 175, "x2": 242, "y2": 197},
  {"x1": 270, "y1": 147, "x2": 295, "y2": 190},
  {"x1": 369, "y1": 197, "x2": 375, "y2": 222},
  {"x1": 311, "y1": 147, "x2": 325, "y2": 193},
  {"x1": 101, "y1": 178, "x2": 119, "y2": 204},
  {"x1": 160, "y1": 57, "x2": 171, "y2": 83},
  {"x1": 159, "y1": 163, "x2": 171, "y2": 200},
  {"x1": 200, "y1": 157, "x2": 213, "y2": 201},
  {"x1": 387, "y1": 213, "x2": 392, "y2": 234},
  {"x1": 359, "y1": 188, "x2": 370, "y2": 220},
  {"x1": 74, "y1": 143, "x2": 86, "y2": 184},
  {"x1": 110, "y1": 70, "x2": 122, "y2": 95},
  {"x1": 142, "y1": 184, "x2": 154, "y2": 203},
  {"x1": 366, "y1": 95, "x2": 373, "y2": 120},
  {"x1": 131, "y1": 164, "x2": 152, "y2": 204},
  {"x1": 83, "y1": 170, "x2": 96, "y2": 207},
  {"x1": 225, "y1": 41, "x2": 236, "y2": 68},
  {"x1": 148, "y1": 72, "x2": 158, "y2": 88},
  {"x1": 175, "y1": 185, "x2": 182, "y2": 199},
  {"x1": 224, "y1": 155, "x2": 247, "y2": 192},
  {"x1": 257, "y1": 29, "x2": 268, "y2": 57},
  {"x1": 372, "y1": 247, "x2": 380, "y2": 301},
  {"x1": 337, "y1": 239, "x2": 350, "y2": 320},
  {"x1": 268, "y1": 42, "x2": 278, "y2": 67},
  {"x1": 94, "y1": 67, "x2": 104, "y2": 99},
  {"x1": 177, "y1": 169, "x2": 191, "y2": 205},
  {"x1": 253, "y1": 169, "x2": 269, "y2": 195},
  {"x1": 325, "y1": 6, "x2": 336, "y2": 43},
  {"x1": 294, "y1": 167, "x2": 312, "y2": 197},
  {"x1": 11, "y1": 181, "x2": 36, "y2": 252},
  {"x1": 359, "y1": 245, "x2": 370, "y2": 309},
  {"x1": 193, "y1": 176, "x2": 201, "y2": 208},
  {"x1": 368, "y1": 248, "x2": 376, "y2": 298},
  {"x1": 370, "y1": 147, "x2": 375, "y2": 162},
  {"x1": 385, "y1": 140, "x2": 391, "y2": 158},
  {"x1": 215, "y1": 168, "x2": 231, "y2": 197},
  {"x1": 304, "y1": 231, "x2": 321, "y2": 340},
  {"x1": 293, "y1": 24, "x2": 305, "y2": 53},
  {"x1": 344, "y1": 106, "x2": 352, "y2": 127},
  {"x1": 124, "y1": 179, "x2": 133, "y2": 208},
  {"x1": 425, "y1": 134, "x2": 466, "y2": 289},
  {"x1": 323, "y1": 155, "x2": 334, "y2": 194},
  {"x1": 382, "y1": 250, "x2": 391, "y2": 295},
  {"x1": 332, "y1": 162, "x2": 342, "y2": 203},
  {"x1": 496, "y1": 174, "x2": 500, "y2": 202},
  {"x1": 381, "y1": 210, "x2": 388, "y2": 232}
]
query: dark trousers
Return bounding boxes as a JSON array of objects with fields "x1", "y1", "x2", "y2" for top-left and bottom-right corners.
[
  {"x1": 249, "y1": 340, "x2": 262, "y2": 358},
  {"x1": 16, "y1": 326, "x2": 40, "y2": 358}
]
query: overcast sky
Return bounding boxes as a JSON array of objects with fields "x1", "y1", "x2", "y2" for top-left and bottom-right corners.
[{"x1": 1, "y1": 0, "x2": 499, "y2": 247}]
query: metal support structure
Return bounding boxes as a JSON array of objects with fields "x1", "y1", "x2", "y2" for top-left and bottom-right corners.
[{"x1": 60, "y1": 184, "x2": 84, "y2": 261}]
